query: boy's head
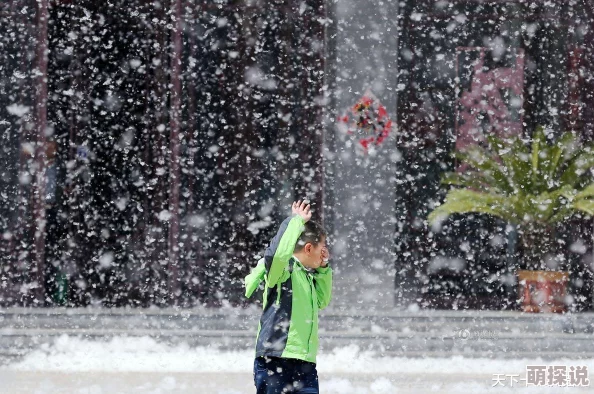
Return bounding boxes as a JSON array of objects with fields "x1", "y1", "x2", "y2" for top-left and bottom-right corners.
[{"x1": 293, "y1": 220, "x2": 328, "y2": 270}]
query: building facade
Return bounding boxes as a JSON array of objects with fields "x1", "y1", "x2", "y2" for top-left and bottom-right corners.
[{"x1": 0, "y1": 0, "x2": 593, "y2": 310}]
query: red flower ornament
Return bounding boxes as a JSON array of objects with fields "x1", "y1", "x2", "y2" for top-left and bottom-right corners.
[{"x1": 337, "y1": 90, "x2": 393, "y2": 152}]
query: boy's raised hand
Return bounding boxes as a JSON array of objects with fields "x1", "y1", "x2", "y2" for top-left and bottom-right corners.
[{"x1": 292, "y1": 200, "x2": 312, "y2": 222}]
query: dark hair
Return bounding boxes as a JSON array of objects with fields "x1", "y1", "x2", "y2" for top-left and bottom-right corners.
[{"x1": 294, "y1": 220, "x2": 326, "y2": 252}]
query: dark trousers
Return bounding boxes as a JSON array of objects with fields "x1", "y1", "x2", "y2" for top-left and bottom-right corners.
[{"x1": 253, "y1": 356, "x2": 319, "y2": 394}]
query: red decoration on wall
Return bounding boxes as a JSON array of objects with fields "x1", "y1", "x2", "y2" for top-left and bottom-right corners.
[{"x1": 338, "y1": 90, "x2": 393, "y2": 152}]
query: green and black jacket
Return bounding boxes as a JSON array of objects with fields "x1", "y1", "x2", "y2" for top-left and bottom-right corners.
[{"x1": 244, "y1": 215, "x2": 333, "y2": 364}]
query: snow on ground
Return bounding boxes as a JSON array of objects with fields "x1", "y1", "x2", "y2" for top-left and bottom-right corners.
[{"x1": 1, "y1": 336, "x2": 593, "y2": 393}]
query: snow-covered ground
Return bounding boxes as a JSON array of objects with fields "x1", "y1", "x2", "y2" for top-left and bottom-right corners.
[{"x1": 1, "y1": 336, "x2": 593, "y2": 393}]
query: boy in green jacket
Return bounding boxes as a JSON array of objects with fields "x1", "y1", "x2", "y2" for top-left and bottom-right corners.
[{"x1": 245, "y1": 200, "x2": 332, "y2": 394}]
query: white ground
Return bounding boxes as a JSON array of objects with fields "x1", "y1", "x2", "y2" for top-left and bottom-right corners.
[{"x1": 1, "y1": 336, "x2": 593, "y2": 393}]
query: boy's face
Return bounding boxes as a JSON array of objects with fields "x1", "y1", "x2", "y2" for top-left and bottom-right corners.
[{"x1": 302, "y1": 236, "x2": 328, "y2": 270}]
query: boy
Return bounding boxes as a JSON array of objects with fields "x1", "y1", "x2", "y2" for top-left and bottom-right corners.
[{"x1": 245, "y1": 200, "x2": 332, "y2": 394}]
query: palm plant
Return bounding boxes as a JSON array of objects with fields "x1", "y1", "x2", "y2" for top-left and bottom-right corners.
[{"x1": 428, "y1": 127, "x2": 594, "y2": 270}]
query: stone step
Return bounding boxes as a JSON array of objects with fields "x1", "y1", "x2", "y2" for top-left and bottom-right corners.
[
  {"x1": 1, "y1": 327, "x2": 591, "y2": 339},
  {"x1": 0, "y1": 318, "x2": 588, "y2": 336},
  {"x1": 2, "y1": 308, "x2": 593, "y2": 333},
  {"x1": 363, "y1": 350, "x2": 594, "y2": 360},
  {"x1": 2, "y1": 308, "x2": 594, "y2": 361},
  {"x1": 2, "y1": 328, "x2": 594, "y2": 355}
]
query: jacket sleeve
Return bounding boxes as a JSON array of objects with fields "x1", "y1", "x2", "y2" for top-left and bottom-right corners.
[
  {"x1": 244, "y1": 258, "x2": 266, "y2": 298},
  {"x1": 264, "y1": 215, "x2": 305, "y2": 287},
  {"x1": 314, "y1": 266, "x2": 333, "y2": 309}
]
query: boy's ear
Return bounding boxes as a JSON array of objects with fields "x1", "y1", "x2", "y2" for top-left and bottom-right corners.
[{"x1": 304, "y1": 243, "x2": 312, "y2": 254}]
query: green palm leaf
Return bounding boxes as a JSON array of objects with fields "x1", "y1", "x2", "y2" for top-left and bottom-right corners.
[
  {"x1": 428, "y1": 189, "x2": 519, "y2": 225},
  {"x1": 559, "y1": 148, "x2": 594, "y2": 187},
  {"x1": 574, "y1": 183, "x2": 594, "y2": 199},
  {"x1": 429, "y1": 129, "x2": 594, "y2": 230},
  {"x1": 530, "y1": 127, "x2": 544, "y2": 183},
  {"x1": 440, "y1": 172, "x2": 490, "y2": 191},
  {"x1": 572, "y1": 199, "x2": 594, "y2": 216},
  {"x1": 548, "y1": 131, "x2": 578, "y2": 182},
  {"x1": 454, "y1": 147, "x2": 514, "y2": 194},
  {"x1": 499, "y1": 137, "x2": 533, "y2": 195}
]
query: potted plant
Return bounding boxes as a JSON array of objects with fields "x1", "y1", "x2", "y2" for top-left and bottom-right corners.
[{"x1": 428, "y1": 127, "x2": 594, "y2": 312}]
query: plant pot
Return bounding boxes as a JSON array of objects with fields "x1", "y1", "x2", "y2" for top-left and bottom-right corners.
[{"x1": 517, "y1": 270, "x2": 569, "y2": 313}]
